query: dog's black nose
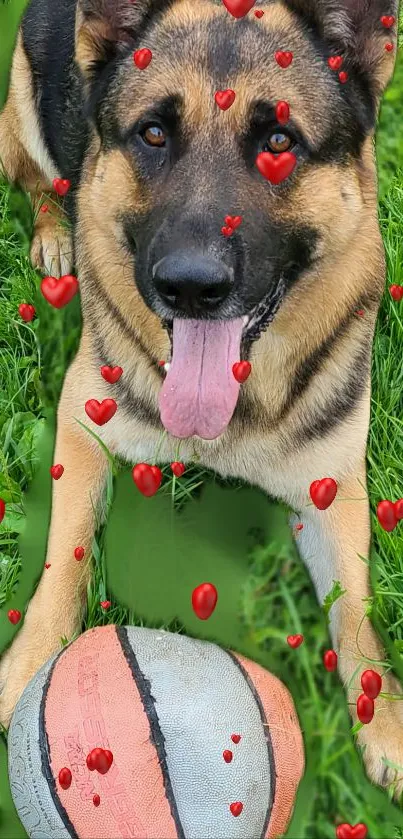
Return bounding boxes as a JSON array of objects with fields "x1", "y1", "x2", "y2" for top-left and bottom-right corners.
[{"x1": 152, "y1": 251, "x2": 233, "y2": 315}]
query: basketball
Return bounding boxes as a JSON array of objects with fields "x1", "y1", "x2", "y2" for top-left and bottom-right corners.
[{"x1": 8, "y1": 626, "x2": 304, "y2": 838}]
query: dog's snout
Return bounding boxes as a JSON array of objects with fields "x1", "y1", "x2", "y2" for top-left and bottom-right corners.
[{"x1": 152, "y1": 251, "x2": 233, "y2": 315}]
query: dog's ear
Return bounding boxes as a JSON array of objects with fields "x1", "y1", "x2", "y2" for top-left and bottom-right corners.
[
  {"x1": 75, "y1": 0, "x2": 171, "y2": 79},
  {"x1": 284, "y1": 0, "x2": 399, "y2": 97}
]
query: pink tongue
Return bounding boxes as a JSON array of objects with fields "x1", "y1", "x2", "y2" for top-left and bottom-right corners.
[{"x1": 159, "y1": 318, "x2": 244, "y2": 439}]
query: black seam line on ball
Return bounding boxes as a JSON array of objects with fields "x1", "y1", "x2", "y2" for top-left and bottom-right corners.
[
  {"x1": 115, "y1": 626, "x2": 186, "y2": 839},
  {"x1": 39, "y1": 648, "x2": 78, "y2": 839},
  {"x1": 225, "y1": 650, "x2": 276, "y2": 837}
]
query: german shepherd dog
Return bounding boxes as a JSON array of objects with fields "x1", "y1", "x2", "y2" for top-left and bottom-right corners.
[{"x1": 1, "y1": 0, "x2": 402, "y2": 798}]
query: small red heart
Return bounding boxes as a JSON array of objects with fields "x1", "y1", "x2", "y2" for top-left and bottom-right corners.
[
  {"x1": 100, "y1": 600, "x2": 111, "y2": 610},
  {"x1": 192, "y1": 582, "x2": 218, "y2": 620},
  {"x1": 232, "y1": 361, "x2": 251, "y2": 383},
  {"x1": 323, "y1": 649, "x2": 338, "y2": 671},
  {"x1": 287, "y1": 634, "x2": 304, "y2": 648},
  {"x1": 40, "y1": 204, "x2": 49, "y2": 213},
  {"x1": 338, "y1": 71, "x2": 348, "y2": 83},
  {"x1": 381, "y1": 14, "x2": 395, "y2": 27},
  {"x1": 230, "y1": 802, "x2": 243, "y2": 817},
  {"x1": 45, "y1": 563, "x2": 51, "y2": 569},
  {"x1": 328, "y1": 56, "x2": 343, "y2": 70},
  {"x1": 377, "y1": 499, "x2": 397, "y2": 532},
  {"x1": 231, "y1": 733, "x2": 241, "y2": 743},
  {"x1": 355, "y1": 309, "x2": 365, "y2": 317},
  {"x1": 221, "y1": 225, "x2": 234, "y2": 237},
  {"x1": 86, "y1": 748, "x2": 113, "y2": 775},
  {"x1": 222, "y1": 0, "x2": 255, "y2": 18},
  {"x1": 361, "y1": 669, "x2": 382, "y2": 700},
  {"x1": 132, "y1": 463, "x2": 163, "y2": 497},
  {"x1": 275, "y1": 50, "x2": 293, "y2": 68},
  {"x1": 74, "y1": 546, "x2": 85, "y2": 561},
  {"x1": 223, "y1": 749, "x2": 233, "y2": 763},
  {"x1": 101, "y1": 365, "x2": 123, "y2": 384},
  {"x1": 58, "y1": 768, "x2": 72, "y2": 790},
  {"x1": 254, "y1": 9, "x2": 264, "y2": 17},
  {"x1": 85, "y1": 398, "x2": 117, "y2": 425},
  {"x1": 0, "y1": 499, "x2": 5, "y2": 524},
  {"x1": 385, "y1": 41, "x2": 394, "y2": 51},
  {"x1": 389, "y1": 284, "x2": 403, "y2": 301},
  {"x1": 356, "y1": 693, "x2": 374, "y2": 725},
  {"x1": 93, "y1": 794, "x2": 101, "y2": 807},
  {"x1": 295, "y1": 523, "x2": 304, "y2": 532},
  {"x1": 41, "y1": 275, "x2": 79, "y2": 309},
  {"x1": 215, "y1": 89, "x2": 236, "y2": 110},
  {"x1": 53, "y1": 178, "x2": 71, "y2": 196},
  {"x1": 134, "y1": 48, "x2": 152, "y2": 69},
  {"x1": 256, "y1": 151, "x2": 297, "y2": 184},
  {"x1": 395, "y1": 499, "x2": 403, "y2": 520},
  {"x1": 275, "y1": 100, "x2": 290, "y2": 125},
  {"x1": 336, "y1": 825, "x2": 368, "y2": 839},
  {"x1": 225, "y1": 215, "x2": 243, "y2": 229},
  {"x1": 50, "y1": 464, "x2": 64, "y2": 480},
  {"x1": 171, "y1": 462, "x2": 185, "y2": 477},
  {"x1": 8, "y1": 610, "x2": 21, "y2": 625},
  {"x1": 18, "y1": 303, "x2": 36, "y2": 322},
  {"x1": 309, "y1": 477, "x2": 338, "y2": 510}
]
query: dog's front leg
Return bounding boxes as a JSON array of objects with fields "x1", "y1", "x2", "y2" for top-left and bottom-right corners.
[
  {"x1": 0, "y1": 346, "x2": 109, "y2": 728},
  {"x1": 294, "y1": 466, "x2": 403, "y2": 798}
]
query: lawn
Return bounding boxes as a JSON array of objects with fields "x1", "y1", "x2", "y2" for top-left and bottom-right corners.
[{"x1": 1, "y1": 4, "x2": 403, "y2": 839}]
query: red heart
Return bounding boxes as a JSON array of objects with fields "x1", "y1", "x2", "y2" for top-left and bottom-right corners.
[
  {"x1": 336, "y1": 825, "x2": 367, "y2": 839},
  {"x1": 230, "y1": 802, "x2": 243, "y2": 817},
  {"x1": 338, "y1": 71, "x2": 348, "y2": 84},
  {"x1": 225, "y1": 215, "x2": 242, "y2": 229},
  {"x1": 100, "y1": 600, "x2": 111, "y2": 610},
  {"x1": 221, "y1": 225, "x2": 234, "y2": 237},
  {"x1": 93, "y1": 794, "x2": 101, "y2": 807},
  {"x1": 0, "y1": 499, "x2": 5, "y2": 524},
  {"x1": 328, "y1": 56, "x2": 343, "y2": 70},
  {"x1": 45, "y1": 563, "x2": 51, "y2": 569},
  {"x1": 395, "y1": 499, "x2": 403, "y2": 520},
  {"x1": 171, "y1": 462, "x2": 185, "y2": 477},
  {"x1": 86, "y1": 748, "x2": 113, "y2": 775},
  {"x1": 380, "y1": 14, "x2": 395, "y2": 27},
  {"x1": 389, "y1": 284, "x2": 403, "y2": 301},
  {"x1": 231, "y1": 733, "x2": 241, "y2": 743},
  {"x1": 377, "y1": 499, "x2": 397, "y2": 532},
  {"x1": 215, "y1": 89, "x2": 236, "y2": 110},
  {"x1": 101, "y1": 365, "x2": 123, "y2": 384},
  {"x1": 361, "y1": 669, "x2": 382, "y2": 699},
  {"x1": 40, "y1": 204, "x2": 49, "y2": 213},
  {"x1": 53, "y1": 178, "x2": 71, "y2": 196},
  {"x1": 256, "y1": 151, "x2": 297, "y2": 184},
  {"x1": 232, "y1": 361, "x2": 251, "y2": 383},
  {"x1": 132, "y1": 463, "x2": 163, "y2": 497},
  {"x1": 356, "y1": 693, "x2": 374, "y2": 725},
  {"x1": 222, "y1": 0, "x2": 255, "y2": 18},
  {"x1": 323, "y1": 649, "x2": 338, "y2": 671},
  {"x1": 85, "y1": 398, "x2": 117, "y2": 425},
  {"x1": 223, "y1": 749, "x2": 233, "y2": 763},
  {"x1": 295, "y1": 523, "x2": 304, "y2": 532},
  {"x1": 385, "y1": 42, "x2": 394, "y2": 51},
  {"x1": 275, "y1": 50, "x2": 293, "y2": 68},
  {"x1": 74, "y1": 546, "x2": 85, "y2": 561},
  {"x1": 58, "y1": 768, "x2": 72, "y2": 790},
  {"x1": 41, "y1": 275, "x2": 79, "y2": 309},
  {"x1": 275, "y1": 100, "x2": 290, "y2": 125},
  {"x1": 309, "y1": 477, "x2": 338, "y2": 510},
  {"x1": 192, "y1": 582, "x2": 218, "y2": 620},
  {"x1": 50, "y1": 464, "x2": 64, "y2": 480},
  {"x1": 133, "y1": 48, "x2": 152, "y2": 69},
  {"x1": 19, "y1": 303, "x2": 36, "y2": 322},
  {"x1": 254, "y1": 9, "x2": 264, "y2": 17},
  {"x1": 8, "y1": 610, "x2": 21, "y2": 625},
  {"x1": 287, "y1": 634, "x2": 304, "y2": 648}
]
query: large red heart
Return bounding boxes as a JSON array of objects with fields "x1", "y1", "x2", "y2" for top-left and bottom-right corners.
[
  {"x1": 133, "y1": 48, "x2": 152, "y2": 69},
  {"x1": 287, "y1": 634, "x2": 304, "y2": 648},
  {"x1": 232, "y1": 361, "x2": 251, "y2": 383},
  {"x1": 222, "y1": 0, "x2": 256, "y2": 17},
  {"x1": 380, "y1": 14, "x2": 395, "y2": 27},
  {"x1": 101, "y1": 365, "x2": 123, "y2": 383},
  {"x1": 360, "y1": 669, "x2": 382, "y2": 700},
  {"x1": 336, "y1": 824, "x2": 368, "y2": 839},
  {"x1": 328, "y1": 55, "x2": 343, "y2": 70},
  {"x1": 191, "y1": 583, "x2": 218, "y2": 620},
  {"x1": 356, "y1": 693, "x2": 374, "y2": 725},
  {"x1": 19, "y1": 303, "x2": 36, "y2": 322},
  {"x1": 323, "y1": 649, "x2": 338, "y2": 671},
  {"x1": 389, "y1": 284, "x2": 403, "y2": 301},
  {"x1": 8, "y1": 610, "x2": 22, "y2": 625},
  {"x1": 86, "y1": 748, "x2": 113, "y2": 775},
  {"x1": 256, "y1": 151, "x2": 297, "y2": 184},
  {"x1": 225, "y1": 215, "x2": 242, "y2": 229},
  {"x1": 41, "y1": 275, "x2": 79, "y2": 309},
  {"x1": 377, "y1": 499, "x2": 397, "y2": 532},
  {"x1": 275, "y1": 50, "x2": 293, "y2": 68},
  {"x1": 53, "y1": 178, "x2": 71, "y2": 196},
  {"x1": 85, "y1": 398, "x2": 117, "y2": 425},
  {"x1": 309, "y1": 478, "x2": 337, "y2": 510},
  {"x1": 50, "y1": 464, "x2": 64, "y2": 480},
  {"x1": 215, "y1": 89, "x2": 236, "y2": 110},
  {"x1": 132, "y1": 463, "x2": 163, "y2": 497},
  {"x1": 229, "y1": 802, "x2": 243, "y2": 817}
]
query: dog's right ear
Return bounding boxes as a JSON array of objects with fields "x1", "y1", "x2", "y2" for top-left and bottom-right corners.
[{"x1": 75, "y1": 0, "x2": 171, "y2": 80}]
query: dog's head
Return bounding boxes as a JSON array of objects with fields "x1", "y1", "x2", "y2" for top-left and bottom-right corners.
[{"x1": 75, "y1": 0, "x2": 397, "y2": 439}]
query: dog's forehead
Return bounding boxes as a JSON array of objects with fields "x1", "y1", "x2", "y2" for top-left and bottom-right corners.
[{"x1": 115, "y1": 0, "x2": 337, "y2": 143}]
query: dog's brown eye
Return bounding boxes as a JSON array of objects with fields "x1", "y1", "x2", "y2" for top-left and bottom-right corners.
[
  {"x1": 265, "y1": 132, "x2": 292, "y2": 153},
  {"x1": 142, "y1": 125, "x2": 166, "y2": 147}
]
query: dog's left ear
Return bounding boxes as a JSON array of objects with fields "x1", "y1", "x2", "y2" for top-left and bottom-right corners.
[{"x1": 284, "y1": 0, "x2": 399, "y2": 98}]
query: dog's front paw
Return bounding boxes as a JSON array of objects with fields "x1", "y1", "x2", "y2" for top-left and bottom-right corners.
[
  {"x1": 30, "y1": 215, "x2": 74, "y2": 277},
  {"x1": 0, "y1": 624, "x2": 62, "y2": 728},
  {"x1": 357, "y1": 675, "x2": 403, "y2": 802}
]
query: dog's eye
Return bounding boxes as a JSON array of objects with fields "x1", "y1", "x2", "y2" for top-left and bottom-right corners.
[
  {"x1": 264, "y1": 132, "x2": 293, "y2": 154},
  {"x1": 141, "y1": 125, "x2": 167, "y2": 147}
]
